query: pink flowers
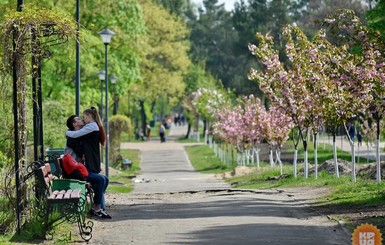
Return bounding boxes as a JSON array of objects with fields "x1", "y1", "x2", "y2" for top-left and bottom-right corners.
[{"x1": 209, "y1": 95, "x2": 292, "y2": 151}]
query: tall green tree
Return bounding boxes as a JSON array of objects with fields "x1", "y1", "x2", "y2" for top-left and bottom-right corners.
[
  {"x1": 154, "y1": 0, "x2": 198, "y2": 19},
  {"x1": 131, "y1": 0, "x2": 191, "y2": 133},
  {"x1": 189, "y1": 1, "x2": 242, "y2": 91},
  {"x1": 0, "y1": 0, "x2": 145, "y2": 149},
  {"x1": 295, "y1": 0, "x2": 368, "y2": 37},
  {"x1": 182, "y1": 62, "x2": 222, "y2": 137},
  {"x1": 367, "y1": 0, "x2": 385, "y2": 32},
  {"x1": 36, "y1": 0, "x2": 145, "y2": 113}
]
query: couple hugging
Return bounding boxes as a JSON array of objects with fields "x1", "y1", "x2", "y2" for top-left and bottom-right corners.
[{"x1": 63, "y1": 107, "x2": 111, "y2": 219}]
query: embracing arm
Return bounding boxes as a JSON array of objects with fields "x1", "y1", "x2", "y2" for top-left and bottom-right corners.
[{"x1": 66, "y1": 123, "x2": 99, "y2": 138}]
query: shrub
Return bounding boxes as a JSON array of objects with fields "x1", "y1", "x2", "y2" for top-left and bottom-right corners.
[{"x1": 109, "y1": 115, "x2": 132, "y2": 166}]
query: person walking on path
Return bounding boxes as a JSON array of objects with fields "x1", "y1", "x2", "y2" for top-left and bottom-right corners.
[
  {"x1": 159, "y1": 123, "x2": 166, "y2": 143},
  {"x1": 146, "y1": 124, "x2": 152, "y2": 140}
]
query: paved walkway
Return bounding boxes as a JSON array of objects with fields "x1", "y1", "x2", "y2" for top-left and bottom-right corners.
[{"x1": 89, "y1": 125, "x2": 350, "y2": 245}]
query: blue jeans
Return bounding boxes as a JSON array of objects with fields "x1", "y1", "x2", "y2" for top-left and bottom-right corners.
[
  {"x1": 87, "y1": 172, "x2": 109, "y2": 209},
  {"x1": 101, "y1": 175, "x2": 109, "y2": 210}
]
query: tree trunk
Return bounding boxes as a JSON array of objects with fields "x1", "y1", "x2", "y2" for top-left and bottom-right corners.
[
  {"x1": 255, "y1": 146, "x2": 260, "y2": 168},
  {"x1": 333, "y1": 133, "x2": 339, "y2": 178},
  {"x1": 185, "y1": 122, "x2": 191, "y2": 139},
  {"x1": 139, "y1": 100, "x2": 146, "y2": 137},
  {"x1": 269, "y1": 146, "x2": 274, "y2": 166},
  {"x1": 150, "y1": 99, "x2": 156, "y2": 114},
  {"x1": 301, "y1": 130, "x2": 309, "y2": 179},
  {"x1": 276, "y1": 147, "x2": 283, "y2": 175},
  {"x1": 203, "y1": 119, "x2": 207, "y2": 144},
  {"x1": 314, "y1": 132, "x2": 318, "y2": 179},
  {"x1": 375, "y1": 117, "x2": 381, "y2": 183},
  {"x1": 293, "y1": 148, "x2": 298, "y2": 178},
  {"x1": 292, "y1": 128, "x2": 301, "y2": 178},
  {"x1": 345, "y1": 122, "x2": 357, "y2": 183},
  {"x1": 350, "y1": 140, "x2": 356, "y2": 183}
]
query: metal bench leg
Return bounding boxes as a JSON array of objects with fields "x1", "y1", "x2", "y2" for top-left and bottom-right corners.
[{"x1": 76, "y1": 197, "x2": 93, "y2": 241}]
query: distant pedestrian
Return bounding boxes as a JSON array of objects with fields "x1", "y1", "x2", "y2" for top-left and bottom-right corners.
[
  {"x1": 348, "y1": 122, "x2": 356, "y2": 142},
  {"x1": 159, "y1": 124, "x2": 166, "y2": 143},
  {"x1": 357, "y1": 133, "x2": 363, "y2": 146},
  {"x1": 146, "y1": 124, "x2": 151, "y2": 140}
]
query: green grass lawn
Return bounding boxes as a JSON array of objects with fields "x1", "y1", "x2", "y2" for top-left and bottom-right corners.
[
  {"x1": 184, "y1": 144, "x2": 235, "y2": 174},
  {"x1": 108, "y1": 148, "x2": 140, "y2": 193}
]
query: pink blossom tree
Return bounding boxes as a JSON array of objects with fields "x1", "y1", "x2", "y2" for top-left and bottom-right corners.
[
  {"x1": 319, "y1": 10, "x2": 380, "y2": 182},
  {"x1": 248, "y1": 26, "x2": 323, "y2": 179},
  {"x1": 192, "y1": 88, "x2": 230, "y2": 143},
  {"x1": 211, "y1": 102, "x2": 247, "y2": 165},
  {"x1": 249, "y1": 16, "x2": 375, "y2": 182},
  {"x1": 262, "y1": 104, "x2": 293, "y2": 175},
  {"x1": 241, "y1": 95, "x2": 267, "y2": 167}
]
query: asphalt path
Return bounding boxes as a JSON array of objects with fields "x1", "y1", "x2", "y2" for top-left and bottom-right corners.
[{"x1": 89, "y1": 125, "x2": 350, "y2": 245}]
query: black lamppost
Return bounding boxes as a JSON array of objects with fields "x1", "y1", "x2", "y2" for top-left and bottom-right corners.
[
  {"x1": 98, "y1": 70, "x2": 105, "y2": 167},
  {"x1": 110, "y1": 74, "x2": 118, "y2": 115},
  {"x1": 75, "y1": 0, "x2": 80, "y2": 115},
  {"x1": 98, "y1": 70, "x2": 105, "y2": 121},
  {"x1": 15, "y1": 0, "x2": 23, "y2": 235},
  {"x1": 99, "y1": 29, "x2": 115, "y2": 178}
]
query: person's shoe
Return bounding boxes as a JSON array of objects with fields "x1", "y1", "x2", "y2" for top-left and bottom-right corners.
[
  {"x1": 89, "y1": 208, "x2": 101, "y2": 219},
  {"x1": 96, "y1": 209, "x2": 112, "y2": 219}
]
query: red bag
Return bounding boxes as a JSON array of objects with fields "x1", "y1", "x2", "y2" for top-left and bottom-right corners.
[{"x1": 61, "y1": 154, "x2": 89, "y2": 180}]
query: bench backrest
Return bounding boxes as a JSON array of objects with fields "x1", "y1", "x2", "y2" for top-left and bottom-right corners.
[
  {"x1": 44, "y1": 154, "x2": 62, "y2": 177},
  {"x1": 35, "y1": 162, "x2": 84, "y2": 202},
  {"x1": 36, "y1": 163, "x2": 54, "y2": 189}
]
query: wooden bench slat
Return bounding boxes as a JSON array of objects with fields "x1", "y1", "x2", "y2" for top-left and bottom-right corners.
[
  {"x1": 64, "y1": 190, "x2": 72, "y2": 199},
  {"x1": 70, "y1": 189, "x2": 82, "y2": 199},
  {"x1": 42, "y1": 163, "x2": 51, "y2": 175},
  {"x1": 48, "y1": 193, "x2": 57, "y2": 200},
  {"x1": 48, "y1": 189, "x2": 82, "y2": 200},
  {"x1": 55, "y1": 190, "x2": 65, "y2": 199}
]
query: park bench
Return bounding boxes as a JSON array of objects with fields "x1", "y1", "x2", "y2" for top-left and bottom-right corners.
[
  {"x1": 43, "y1": 154, "x2": 94, "y2": 208},
  {"x1": 55, "y1": 156, "x2": 94, "y2": 207},
  {"x1": 35, "y1": 162, "x2": 93, "y2": 241}
]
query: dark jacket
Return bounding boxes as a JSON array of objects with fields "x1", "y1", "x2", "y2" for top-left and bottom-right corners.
[
  {"x1": 66, "y1": 122, "x2": 101, "y2": 173},
  {"x1": 80, "y1": 130, "x2": 101, "y2": 173}
]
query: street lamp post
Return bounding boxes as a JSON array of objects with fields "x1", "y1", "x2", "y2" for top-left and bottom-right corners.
[
  {"x1": 110, "y1": 74, "x2": 118, "y2": 115},
  {"x1": 75, "y1": 0, "x2": 80, "y2": 115},
  {"x1": 98, "y1": 70, "x2": 105, "y2": 169},
  {"x1": 99, "y1": 29, "x2": 115, "y2": 178},
  {"x1": 98, "y1": 70, "x2": 105, "y2": 121}
]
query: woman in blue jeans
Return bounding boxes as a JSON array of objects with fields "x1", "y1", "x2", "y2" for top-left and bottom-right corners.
[
  {"x1": 66, "y1": 108, "x2": 111, "y2": 218},
  {"x1": 87, "y1": 172, "x2": 108, "y2": 211}
]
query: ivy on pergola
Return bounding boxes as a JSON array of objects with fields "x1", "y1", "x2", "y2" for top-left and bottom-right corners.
[
  {"x1": 0, "y1": 4, "x2": 78, "y2": 231},
  {"x1": 1, "y1": 5, "x2": 77, "y2": 76}
]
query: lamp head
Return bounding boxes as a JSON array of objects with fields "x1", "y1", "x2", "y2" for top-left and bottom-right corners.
[
  {"x1": 110, "y1": 74, "x2": 117, "y2": 84},
  {"x1": 99, "y1": 29, "x2": 115, "y2": 44},
  {"x1": 98, "y1": 70, "x2": 106, "y2": 80}
]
